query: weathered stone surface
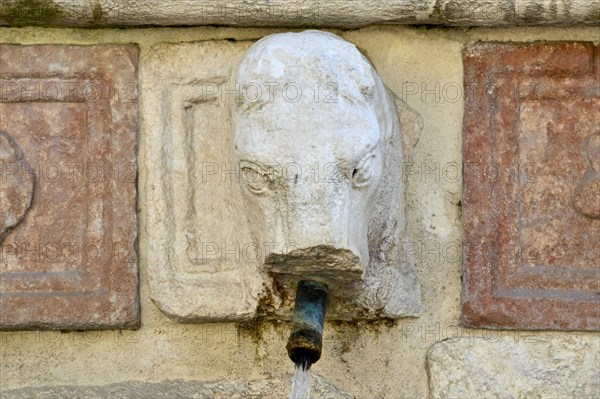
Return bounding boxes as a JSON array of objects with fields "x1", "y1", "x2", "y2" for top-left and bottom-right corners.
[
  {"x1": 427, "y1": 336, "x2": 600, "y2": 398},
  {"x1": 0, "y1": 0, "x2": 599, "y2": 28},
  {"x1": 142, "y1": 32, "x2": 422, "y2": 322},
  {"x1": 0, "y1": 375, "x2": 353, "y2": 398},
  {"x1": 0, "y1": 44, "x2": 139, "y2": 329},
  {"x1": 462, "y1": 42, "x2": 600, "y2": 330}
]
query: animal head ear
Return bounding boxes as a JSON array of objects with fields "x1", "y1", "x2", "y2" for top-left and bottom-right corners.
[{"x1": 388, "y1": 88, "x2": 423, "y2": 151}]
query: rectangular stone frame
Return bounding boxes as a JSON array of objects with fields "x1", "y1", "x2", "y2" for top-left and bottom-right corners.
[
  {"x1": 0, "y1": 45, "x2": 139, "y2": 330},
  {"x1": 143, "y1": 41, "x2": 266, "y2": 321},
  {"x1": 462, "y1": 42, "x2": 600, "y2": 330}
]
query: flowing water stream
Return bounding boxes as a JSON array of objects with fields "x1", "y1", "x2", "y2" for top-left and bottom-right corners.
[{"x1": 290, "y1": 363, "x2": 312, "y2": 399}]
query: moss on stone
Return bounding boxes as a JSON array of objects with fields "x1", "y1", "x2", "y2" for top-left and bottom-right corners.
[
  {"x1": 429, "y1": 0, "x2": 447, "y2": 24},
  {"x1": 91, "y1": 1, "x2": 103, "y2": 23},
  {"x1": 587, "y1": 7, "x2": 600, "y2": 25},
  {"x1": 0, "y1": 0, "x2": 65, "y2": 25}
]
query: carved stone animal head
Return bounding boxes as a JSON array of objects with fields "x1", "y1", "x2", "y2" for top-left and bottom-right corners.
[{"x1": 231, "y1": 31, "x2": 399, "y2": 284}]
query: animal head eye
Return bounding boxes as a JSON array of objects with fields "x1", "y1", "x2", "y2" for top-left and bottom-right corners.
[
  {"x1": 352, "y1": 153, "x2": 376, "y2": 188},
  {"x1": 241, "y1": 163, "x2": 269, "y2": 194}
]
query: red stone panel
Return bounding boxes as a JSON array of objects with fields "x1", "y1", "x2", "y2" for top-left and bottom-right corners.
[
  {"x1": 462, "y1": 42, "x2": 600, "y2": 330},
  {"x1": 0, "y1": 45, "x2": 139, "y2": 329}
]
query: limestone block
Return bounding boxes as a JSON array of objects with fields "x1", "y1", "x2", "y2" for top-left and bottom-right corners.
[
  {"x1": 0, "y1": 1, "x2": 599, "y2": 28},
  {"x1": 142, "y1": 31, "x2": 422, "y2": 322},
  {"x1": 0, "y1": 375, "x2": 353, "y2": 398},
  {"x1": 427, "y1": 336, "x2": 600, "y2": 398}
]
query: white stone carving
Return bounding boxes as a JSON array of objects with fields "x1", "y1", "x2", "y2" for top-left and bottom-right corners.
[{"x1": 143, "y1": 31, "x2": 422, "y2": 321}]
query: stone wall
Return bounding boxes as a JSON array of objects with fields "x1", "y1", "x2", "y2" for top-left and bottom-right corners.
[{"x1": 1, "y1": 24, "x2": 598, "y2": 398}]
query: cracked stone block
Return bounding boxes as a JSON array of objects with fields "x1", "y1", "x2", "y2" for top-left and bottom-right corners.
[
  {"x1": 0, "y1": 44, "x2": 139, "y2": 329},
  {"x1": 427, "y1": 336, "x2": 600, "y2": 398},
  {"x1": 462, "y1": 42, "x2": 600, "y2": 330}
]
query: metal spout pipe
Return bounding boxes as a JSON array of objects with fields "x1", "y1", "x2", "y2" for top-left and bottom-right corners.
[{"x1": 286, "y1": 281, "x2": 328, "y2": 369}]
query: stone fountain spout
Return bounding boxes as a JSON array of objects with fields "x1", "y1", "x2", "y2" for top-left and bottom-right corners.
[
  {"x1": 286, "y1": 281, "x2": 328, "y2": 369},
  {"x1": 230, "y1": 30, "x2": 411, "y2": 369},
  {"x1": 146, "y1": 29, "x2": 423, "y2": 326}
]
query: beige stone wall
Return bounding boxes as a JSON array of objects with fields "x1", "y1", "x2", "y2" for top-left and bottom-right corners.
[{"x1": 1, "y1": 25, "x2": 598, "y2": 398}]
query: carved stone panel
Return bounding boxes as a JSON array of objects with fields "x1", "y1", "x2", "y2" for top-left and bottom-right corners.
[
  {"x1": 0, "y1": 45, "x2": 139, "y2": 329},
  {"x1": 143, "y1": 33, "x2": 423, "y2": 322},
  {"x1": 462, "y1": 42, "x2": 600, "y2": 330}
]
